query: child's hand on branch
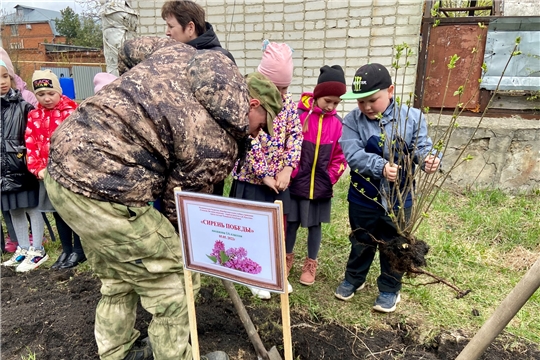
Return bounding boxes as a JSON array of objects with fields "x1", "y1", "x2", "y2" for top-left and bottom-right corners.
[
  {"x1": 383, "y1": 163, "x2": 400, "y2": 182},
  {"x1": 263, "y1": 176, "x2": 280, "y2": 194},
  {"x1": 424, "y1": 155, "x2": 440, "y2": 174}
]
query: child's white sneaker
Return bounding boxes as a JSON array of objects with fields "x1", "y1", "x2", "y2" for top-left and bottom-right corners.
[
  {"x1": 249, "y1": 286, "x2": 271, "y2": 300},
  {"x1": 16, "y1": 246, "x2": 49, "y2": 272},
  {"x1": 249, "y1": 282, "x2": 292, "y2": 299},
  {"x1": 2, "y1": 246, "x2": 28, "y2": 267}
]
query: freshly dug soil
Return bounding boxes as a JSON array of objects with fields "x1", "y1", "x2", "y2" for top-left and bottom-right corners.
[{"x1": 1, "y1": 268, "x2": 539, "y2": 360}]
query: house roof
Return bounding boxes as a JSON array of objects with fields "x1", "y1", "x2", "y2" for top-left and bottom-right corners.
[
  {"x1": 1, "y1": 5, "x2": 63, "y2": 35},
  {"x1": 44, "y1": 43, "x2": 100, "y2": 53}
]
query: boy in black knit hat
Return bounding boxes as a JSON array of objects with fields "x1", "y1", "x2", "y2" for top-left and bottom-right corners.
[{"x1": 284, "y1": 65, "x2": 348, "y2": 287}]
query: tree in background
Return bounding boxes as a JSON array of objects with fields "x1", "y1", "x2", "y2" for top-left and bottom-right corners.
[
  {"x1": 55, "y1": 6, "x2": 103, "y2": 48},
  {"x1": 76, "y1": 0, "x2": 101, "y2": 20},
  {"x1": 0, "y1": 7, "x2": 22, "y2": 74},
  {"x1": 78, "y1": 18, "x2": 103, "y2": 48},
  {"x1": 55, "y1": 7, "x2": 79, "y2": 45}
]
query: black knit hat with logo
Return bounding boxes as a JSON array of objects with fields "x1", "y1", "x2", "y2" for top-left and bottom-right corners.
[{"x1": 313, "y1": 65, "x2": 347, "y2": 99}]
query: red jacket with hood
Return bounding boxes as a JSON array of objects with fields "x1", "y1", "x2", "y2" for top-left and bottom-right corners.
[
  {"x1": 289, "y1": 92, "x2": 347, "y2": 200},
  {"x1": 25, "y1": 95, "x2": 78, "y2": 176}
]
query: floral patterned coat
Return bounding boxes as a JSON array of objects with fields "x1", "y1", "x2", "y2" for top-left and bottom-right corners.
[{"x1": 232, "y1": 93, "x2": 303, "y2": 184}]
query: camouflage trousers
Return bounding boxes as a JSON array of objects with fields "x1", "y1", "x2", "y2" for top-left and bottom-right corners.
[{"x1": 45, "y1": 173, "x2": 200, "y2": 360}]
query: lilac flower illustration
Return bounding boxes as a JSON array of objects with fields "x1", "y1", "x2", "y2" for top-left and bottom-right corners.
[{"x1": 207, "y1": 240, "x2": 262, "y2": 274}]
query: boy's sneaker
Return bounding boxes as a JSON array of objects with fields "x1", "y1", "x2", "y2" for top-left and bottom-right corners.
[
  {"x1": 201, "y1": 351, "x2": 229, "y2": 360},
  {"x1": 373, "y1": 291, "x2": 401, "y2": 313},
  {"x1": 334, "y1": 280, "x2": 365, "y2": 301},
  {"x1": 2, "y1": 246, "x2": 27, "y2": 267},
  {"x1": 16, "y1": 246, "x2": 49, "y2": 272}
]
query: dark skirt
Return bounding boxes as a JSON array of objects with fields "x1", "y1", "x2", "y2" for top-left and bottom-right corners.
[
  {"x1": 37, "y1": 181, "x2": 56, "y2": 212},
  {"x1": 230, "y1": 180, "x2": 291, "y2": 215},
  {"x1": 288, "y1": 196, "x2": 332, "y2": 228},
  {"x1": 1, "y1": 188, "x2": 39, "y2": 211}
]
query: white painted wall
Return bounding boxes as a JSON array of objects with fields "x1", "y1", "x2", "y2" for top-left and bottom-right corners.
[
  {"x1": 130, "y1": 0, "x2": 424, "y2": 113},
  {"x1": 503, "y1": 0, "x2": 540, "y2": 16}
]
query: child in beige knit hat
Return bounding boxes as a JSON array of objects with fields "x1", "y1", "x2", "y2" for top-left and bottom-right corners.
[{"x1": 25, "y1": 69, "x2": 84, "y2": 271}]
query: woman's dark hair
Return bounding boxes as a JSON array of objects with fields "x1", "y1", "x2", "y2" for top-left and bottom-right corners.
[{"x1": 161, "y1": 0, "x2": 206, "y2": 37}]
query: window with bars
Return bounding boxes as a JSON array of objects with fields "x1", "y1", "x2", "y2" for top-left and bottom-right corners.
[{"x1": 10, "y1": 40, "x2": 23, "y2": 49}]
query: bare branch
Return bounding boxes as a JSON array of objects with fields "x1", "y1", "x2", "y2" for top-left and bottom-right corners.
[{"x1": 408, "y1": 267, "x2": 472, "y2": 299}]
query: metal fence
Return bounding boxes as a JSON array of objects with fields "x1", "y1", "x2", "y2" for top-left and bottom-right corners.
[
  {"x1": 72, "y1": 66, "x2": 103, "y2": 100},
  {"x1": 415, "y1": 15, "x2": 540, "y2": 114},
  {"x1": 40, "y1": 66, "x2": 71, "y2": 79}
]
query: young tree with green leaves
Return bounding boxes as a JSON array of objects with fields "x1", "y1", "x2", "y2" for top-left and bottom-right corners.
[{"x1": 347, "y1": 31, "x2": 523, "y2": 298}]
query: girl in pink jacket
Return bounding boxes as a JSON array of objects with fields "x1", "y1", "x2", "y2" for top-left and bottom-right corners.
[{"x1": 286, "y1": 65, "x2": 348, "y2": 286}]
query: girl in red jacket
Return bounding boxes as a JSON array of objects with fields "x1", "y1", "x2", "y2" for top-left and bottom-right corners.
[
  {"x1": 25, "y1": 70, "x2": 85, "y2": 269},
  {"x1": 286, "y1": 65, "x2": 348, "y2": 286}
]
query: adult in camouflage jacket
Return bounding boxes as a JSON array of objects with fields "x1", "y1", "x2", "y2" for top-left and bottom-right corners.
[
  {"x1": 48, "y1": 36, "x2": 252, "y2": 224},
  {"x1": 44, "y1": 36, "x2": 282, "y2": 360}
]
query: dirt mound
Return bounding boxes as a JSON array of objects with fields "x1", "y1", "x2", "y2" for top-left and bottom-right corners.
[{"x1": 1, "y1": 268, "x2": 538, "y2": 360}]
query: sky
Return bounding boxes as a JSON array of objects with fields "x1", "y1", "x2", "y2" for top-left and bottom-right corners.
[{"x1": 1, "y1": 0, "x2": 84, "y2": 14}]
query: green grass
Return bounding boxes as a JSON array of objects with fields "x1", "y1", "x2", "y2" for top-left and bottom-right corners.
[
  {"x1": 2, "y1": 179, "x2": 538, "y2": 348},
  {"x1": 218, "y1": 177, "x2": 540, "y2": 345},
  {"x1": 20, "y1": 347, "x2": 36, "y2": 360}
]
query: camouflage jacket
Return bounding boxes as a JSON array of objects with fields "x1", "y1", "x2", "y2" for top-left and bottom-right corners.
[{"x1": 48, "y1": 37, "x2": 250, "y2": 224}]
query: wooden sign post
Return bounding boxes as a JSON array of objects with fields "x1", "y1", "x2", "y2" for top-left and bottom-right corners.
[{"x1": 175, "y1": 190, "x2": 292, "y2": 360}]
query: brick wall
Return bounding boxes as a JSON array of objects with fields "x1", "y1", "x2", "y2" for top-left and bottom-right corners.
[
  {"x1": 2, "y1": 22, "x2": 66, "y2": 50},
  {"x1": 7, "y1": 46, "x2": 105, "y2": 86},
  {"x1": 130, "y1": 0, "x2": 423, "y2": 113}
]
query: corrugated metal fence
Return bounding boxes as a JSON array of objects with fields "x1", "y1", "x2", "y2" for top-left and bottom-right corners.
[
  {"x1": 72, "y1": 66, "x2": 103, "y2": 100},
  {"x1": 42, "y1": 67, "x2": 71, "y2": 79}
]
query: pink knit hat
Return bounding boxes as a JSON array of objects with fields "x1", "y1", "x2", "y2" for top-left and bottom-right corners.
[
  {"x1": 0, "y1": 48, "x2": 16, "y2": 79},
  {"x1": 257, "y1": 40, "x2": 294, "y2": 87},
  {"x1": 93, "y1": 72, "x2": 118, "y2": 93}
]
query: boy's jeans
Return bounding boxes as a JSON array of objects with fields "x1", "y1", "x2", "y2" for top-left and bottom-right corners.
[{"x1": 344, "y1": 202, "x2": 411, "y2": 293}]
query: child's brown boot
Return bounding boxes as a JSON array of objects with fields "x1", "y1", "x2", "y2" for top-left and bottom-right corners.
[
  {"x1": 286, "y1": 253, "x2": 295, "y2": 275},
  {"x1": 299, "y1": 258, "x2": 318, "y2": 286}
]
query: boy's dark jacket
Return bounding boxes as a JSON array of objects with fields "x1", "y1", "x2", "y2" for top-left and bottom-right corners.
[
  {"x1": 1, "y1": 88, "x2": 37, "y2": 193},
  {"x1": 47, "y1": 37, "x2": 249, "y2": 225}
]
